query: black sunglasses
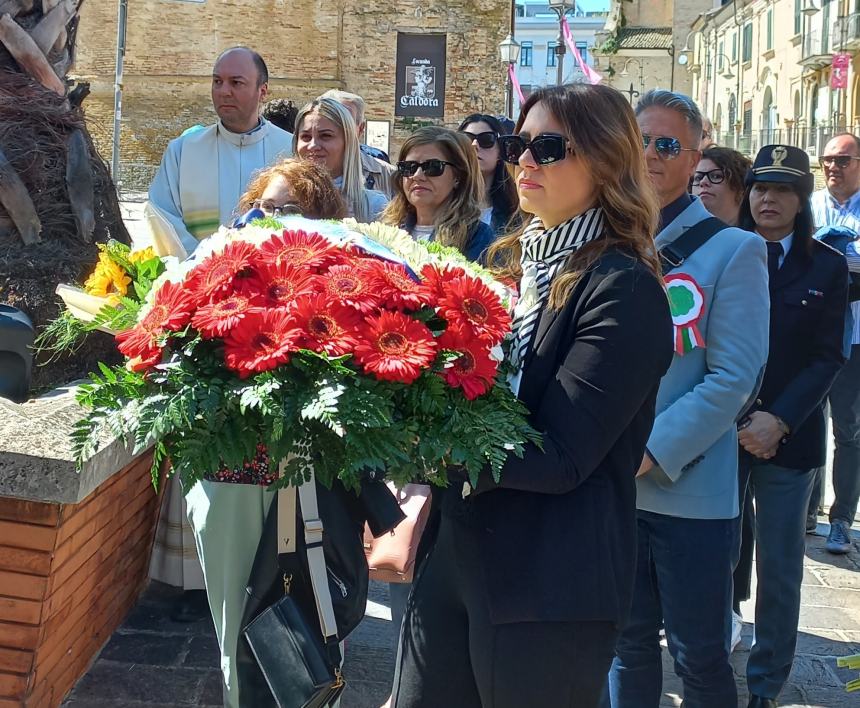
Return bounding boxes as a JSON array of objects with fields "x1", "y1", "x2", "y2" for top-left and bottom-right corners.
[
  {"x1": 642, "y1": 134, "x2": 697, "y2": 160},
  {"x1": 462, "y1": 130, "x2": 498, "y2": 149},
  {"x1": 692, "y1": 168, "x2": 726, "y2": 186},
  {"x1": 397, "y1": 159, "x2": 456, "y2": 178},
  {"x1": 820, "y1": 155, "x2": 860, "y2": 168},
  {"x1": 498, "y1": 133, "x2": 570, "y2": 165}
]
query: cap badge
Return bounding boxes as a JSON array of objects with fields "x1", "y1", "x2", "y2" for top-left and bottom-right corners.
[{"x1": 771, "y1": 145, "x2": 788, "y2": 167}]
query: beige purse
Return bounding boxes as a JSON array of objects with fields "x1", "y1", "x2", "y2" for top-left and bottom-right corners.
[{"x1": 363, "y1": 483, "x2": 432, "y2": 583}]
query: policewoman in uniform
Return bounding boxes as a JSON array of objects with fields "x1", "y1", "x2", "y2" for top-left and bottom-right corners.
[{"x1": 735, "y1": 145, "x2": 848, "y2": 708}]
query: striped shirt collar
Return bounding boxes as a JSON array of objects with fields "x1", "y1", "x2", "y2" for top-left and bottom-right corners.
[{"x1": 520, "y1": 207, "x2": 605, "y2": 267}]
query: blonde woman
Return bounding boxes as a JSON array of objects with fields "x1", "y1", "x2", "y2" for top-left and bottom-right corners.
[
  {"x1": 381, "y1": 126, "x2": 495, "y2": 264},
  {"x1": 293, "y1": 97, "x2": 388, "y2": 222},
  {"x1": 391, "y1": 84, "x2": 673, "y2": 708}
]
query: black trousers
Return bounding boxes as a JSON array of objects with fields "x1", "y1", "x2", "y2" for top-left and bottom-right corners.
[
  {"x1": 391, "y1": 512, "x2": 618, "y2": 708},
  {"x1": 733, "y1": 462, "x2": 756, "y2": 611}
]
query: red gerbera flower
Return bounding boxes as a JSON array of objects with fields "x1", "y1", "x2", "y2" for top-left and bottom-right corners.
[
  {"x1": 420, "y1": 263, "x2": 468, "y2": 299},
  {"x1": 257, "y1": 230, "x2": 338, "y2": 270},
  {"x1": 292, "y1": 293, "x2": 363, "y2": 356},
  {"x1": 437, "y1": 327, "x2": 498, "y2": 400},
  {"x1": 125, "y1": 343, "x2": 164, "y2": 373},
  {"x1": 438, "y1": 275, "x2": 511, "y2": 345},
  {"x1": 115, "y1": 280, "x2": 195, "y2": 363},
  {"x1": 322, "y1": 262, "x2": 381, "y2": 313},
  {"x1": 191, "y1": 292, "x2": 259, "y2": 338},
  {"x1": 242, "y1": 262, "x2": 319, "y2": 309},
  {"x1": 223, "y1": 309, "x2": 302, "y2": 379},
  {"x1": 185, "y1": 240, "x2": 257, "y2": 304},
  {"x1": 354, "y1": 311, "x2": 438, "y2": 384},
  {"x1": 369, "y1": 261, "x2": 436, "y2": 310}
]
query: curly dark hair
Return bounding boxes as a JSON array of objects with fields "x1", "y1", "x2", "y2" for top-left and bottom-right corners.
[{"x1": 700, "y1": 146, "x2": 751, "y2": 199}]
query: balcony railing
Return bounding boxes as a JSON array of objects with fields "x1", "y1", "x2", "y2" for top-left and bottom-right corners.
[
  {"x1": 832, "y1": 12, "x2": 860, "y2": 51},
  {"x1": 801, "y1": 29, "x2": 832, "y2": 67},
  {"x1": 713, "y1": 127, "x2": 859, "y2": 158}
]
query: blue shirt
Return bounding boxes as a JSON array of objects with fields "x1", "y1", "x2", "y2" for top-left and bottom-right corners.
[{"x1": 811, "y1": 188, "x2": 860, "y2": 345}]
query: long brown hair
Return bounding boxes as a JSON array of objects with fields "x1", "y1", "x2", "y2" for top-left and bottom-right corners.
[
  {"x1": 488, "y1": 84, "x2": 662, "y2": 310},
  {"x1": 380, "y1": 126, "x2": 484, "y2": 255},
  {"x1": 238, "y1": 158, "x2": 347, "y2": 219}
]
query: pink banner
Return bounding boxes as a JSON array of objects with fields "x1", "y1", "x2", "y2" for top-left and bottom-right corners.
[
  {"x1": 509, "y1": 62, "x2": 525, "y2": 104},
  {"x1": 561, "y1": 17, "x2": 602, "y2": 85},
  {"x1": 832, "y1": 52, "x2": 850, "y2": 89}
]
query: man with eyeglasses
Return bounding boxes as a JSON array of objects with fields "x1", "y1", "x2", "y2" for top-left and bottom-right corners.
[
  {"x1": 606, "y1": 90, "x2": 769, "y2": 708},
  {"x1": 809, "y1": 133, "x2": 860, "y2": 554}
]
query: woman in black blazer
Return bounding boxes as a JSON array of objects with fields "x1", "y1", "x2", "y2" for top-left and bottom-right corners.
[{"x1": 391, "y1": 84, "x2": 674, "y2": 708}]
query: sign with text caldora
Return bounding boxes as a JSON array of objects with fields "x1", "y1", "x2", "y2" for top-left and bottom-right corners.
[{"x1": 395, "y1": 33, "x2": 446, "y2": 118}]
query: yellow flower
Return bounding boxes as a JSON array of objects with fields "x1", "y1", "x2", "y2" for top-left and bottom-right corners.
[
  {"x1": 84, "y1": 252, "x2": 131, "y2": 305},
  {"x1": 128, "y1": 247, "x2": 157, "y2": 264}
]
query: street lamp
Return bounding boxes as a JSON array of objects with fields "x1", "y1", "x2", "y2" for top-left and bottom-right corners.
[
  {"x1": 677, "y1": 29, "x2": 699, "y2": 62},
  {"x1": 712, "y1": 53, "x2": 735, "y2": 81},
  {"x1": 499, "y1": 34, "x2": 521, "y2": 119},
  {"x1": 619, "y1": 57, "x2": 644, "y2": 103},
  {"x1": 548, "y1": 0, "x2": 576, "y2": 86},
  {"x1": 802, "y1": 0, "x2": 818, "y2": 17}
]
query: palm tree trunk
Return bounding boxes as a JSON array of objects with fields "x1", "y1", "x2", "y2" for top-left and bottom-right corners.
[{"x1": 0, "y1": 1, "x2": 129, "y2": 391}]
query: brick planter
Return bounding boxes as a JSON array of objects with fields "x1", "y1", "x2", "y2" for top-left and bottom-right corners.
[{"x1": 0, "y1": 384, "x2": 162, "y2": 707}]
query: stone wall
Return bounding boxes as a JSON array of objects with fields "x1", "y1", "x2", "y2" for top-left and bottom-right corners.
[{"x1": 73, "y1": 0, "x2": 510, "y2": 191}]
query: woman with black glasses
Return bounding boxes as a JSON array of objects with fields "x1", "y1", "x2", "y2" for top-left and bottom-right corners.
[
  {"x1": 458, "y1": 113, "x2": 520, "y2": 235},
  {"x1": 391, "y1": 84, "x2": 673, "y2": 708},
  {"x1": 234, "y1": 158, "x2": 347, "y2": 220},
  {"x1": 692, "y1": 146, "x2": 751, "y2": 225},
  {"x1": 380, "y1": 126, "x2": 494, "y2": 264}
]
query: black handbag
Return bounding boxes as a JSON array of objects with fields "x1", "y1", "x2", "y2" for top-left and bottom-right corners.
[{"x1": 242, "y1": 468, "x2": 346, "y2": 708}]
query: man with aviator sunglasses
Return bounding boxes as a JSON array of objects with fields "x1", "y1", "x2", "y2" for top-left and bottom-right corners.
[
  {"x1": 606, "y1": 90, "x2": 770, "y2": 708},
  {"x1": 809, "y1": 133, "x2": 860, "y2": 556}
]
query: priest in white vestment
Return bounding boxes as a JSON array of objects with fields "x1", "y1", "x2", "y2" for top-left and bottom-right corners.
[{"x1": 146, "y1": 47, "x2": 291, "y2": 620}]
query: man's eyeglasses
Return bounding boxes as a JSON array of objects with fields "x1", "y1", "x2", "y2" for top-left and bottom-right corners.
[
  {"x1": 396, "y1": 159, "x2": 456, "y2": 178},
  {"x1": 692, "y1": 169, "x2": 726, "y2": 186},
  {"x1": 251, "y1": 200, "x2": 303, "y2": 217},
  {"x1": 498, "y1": 133, "x2": 571, "y2": 166},
  {"x1": 819, "y1": 155, "x2": 860, "y2": 169},
  {"x1": 462, "y1": 131, "x2": 498, "y2": 149},
  {"x1": 642, "y1": 135, "x2": 697, "y2": 160}
]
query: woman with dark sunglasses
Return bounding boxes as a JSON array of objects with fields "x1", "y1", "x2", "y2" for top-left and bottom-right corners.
[
  {"x1": 380, "y1": 126, "x2": 495, "y2": 264},
  {"x1": 390, "y1": 84, "x2": 673, "y2": 708},
  {"x1": 692, "y1": 146, "x2": 751, "y2": 225},
  {"x1": 458, "y1": 113, "x2": 520, "y2": 235}
]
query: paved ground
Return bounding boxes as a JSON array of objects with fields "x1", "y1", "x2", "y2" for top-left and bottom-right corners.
[{"x1": 62, "y1": 524, "x2": 860, "y2": 708}]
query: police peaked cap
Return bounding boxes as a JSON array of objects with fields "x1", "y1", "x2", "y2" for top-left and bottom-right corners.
[{"x1": 746, "y1": 144, "x2": 815, "y2": 193}]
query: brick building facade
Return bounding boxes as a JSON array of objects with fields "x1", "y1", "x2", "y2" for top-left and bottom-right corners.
[{"x1": 73, "y1": 0, "x2": 510, "y2": 190}]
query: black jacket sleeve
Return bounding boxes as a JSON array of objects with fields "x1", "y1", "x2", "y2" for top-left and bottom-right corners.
[
  {"x1": 770, "y1": 255, "x2": 849, "y2": 433},
  {"x1": 476, "y1": 262, "x2": 673, "y2": 495}
]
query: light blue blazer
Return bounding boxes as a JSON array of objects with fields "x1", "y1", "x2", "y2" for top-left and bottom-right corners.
[{"x1": 637, "y1": 199, "x2": 770, "y2": 520}]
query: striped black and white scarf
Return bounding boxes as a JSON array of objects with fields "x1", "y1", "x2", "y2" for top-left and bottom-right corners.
[{"x1": 510, "y1": 208, "x2": 605, "y2": 368}]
